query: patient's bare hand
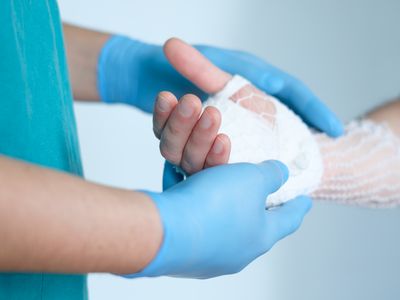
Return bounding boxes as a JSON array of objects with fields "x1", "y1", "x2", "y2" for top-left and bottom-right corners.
[{"x1": 153, "y1": 91, "x2": 230, "y2": 174}]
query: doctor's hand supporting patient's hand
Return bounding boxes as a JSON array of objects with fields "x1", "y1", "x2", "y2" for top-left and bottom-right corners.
[
  {"x1": 97, "y1": 35, "x2": 343, "y2": 137},
  {"x1": 129, "y1": 161, "x2": 311, "y2": 279}
]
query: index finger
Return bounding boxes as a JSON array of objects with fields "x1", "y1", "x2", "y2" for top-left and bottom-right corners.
[{"x1": 153, "y1": 91, "x2": 178, "y2": 139}]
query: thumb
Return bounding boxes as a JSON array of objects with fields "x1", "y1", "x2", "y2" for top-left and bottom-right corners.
[
  {"x1": 256, "y1": 160, "x2": 289, "y2": 197},
  {"x1": 164, "y1": 38, "x2": 231, "y2": 94}
]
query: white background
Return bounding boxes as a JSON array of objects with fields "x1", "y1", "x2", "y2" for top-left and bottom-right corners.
[{"x1": 59, "y1": 0, "x2": 400, "y2": 299}]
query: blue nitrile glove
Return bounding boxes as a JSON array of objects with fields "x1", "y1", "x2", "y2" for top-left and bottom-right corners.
[
  {"x1": 126, "y1": 160, "x2": 312, "y2": 279},
  {"x1": 98, "y1": 35, "x2": 344, "y2": 137}
]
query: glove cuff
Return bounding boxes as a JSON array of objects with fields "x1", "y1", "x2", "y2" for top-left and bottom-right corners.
[
  {"x1": 121, "y1": 190, "x2": 202, "y2": 278},
  {"x1": 120, "y1": 191, "x2": 166, "y2": 278},
  {"x1": 97, "y1": 35, "x2": 143, "y2": 105}
]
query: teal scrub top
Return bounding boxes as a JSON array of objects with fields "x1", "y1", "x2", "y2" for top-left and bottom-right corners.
[{"x1": 0, "y1": 0, "x2": 87, "y2": 299}]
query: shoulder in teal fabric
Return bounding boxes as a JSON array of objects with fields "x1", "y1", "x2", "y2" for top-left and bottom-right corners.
[{"x1": 0, "y1": 1, "x2": 86, "y2": 299}]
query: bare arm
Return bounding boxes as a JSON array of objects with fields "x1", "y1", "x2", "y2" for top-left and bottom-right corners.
[
  {"x1": 64, "y1": 24, "x2": 110, "y2": 101},
  {"x1": 367, "y1": 99, "x2": 400, "y2": 134},
  {"x1": 0, "y1": 155, "x2": 162, "y2": 274}
]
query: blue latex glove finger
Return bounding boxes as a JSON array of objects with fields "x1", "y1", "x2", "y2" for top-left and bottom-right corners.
[
  {"x1": 265, "y1": 195, "x2": 312, "y2": 246},
  {"x1": 196, "y1": 46, "x2": 344, "y2": 137},
  {"x1": 126, "y1": 160, "x2": 311, "y2": 279},
  {"x1": 162, "y1": 161, "x2": 184, "y2": 190},
  {"x1": 98, "y1": 36, "x2": 343, "y2": 136}
]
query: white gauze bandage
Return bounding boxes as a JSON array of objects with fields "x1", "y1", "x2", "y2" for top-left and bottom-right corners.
[
  {"x1": 203, "y1": 75, "x2": 323, "y2": 207},
  {"x1": 313, "y1": 120, "x2": 400, "y2": 208},
  {"x1": 201, "y1": 75, "x2": 400, "y2": 208}
]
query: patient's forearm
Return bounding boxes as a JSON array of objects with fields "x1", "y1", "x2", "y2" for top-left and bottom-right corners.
[
  {"x1": 313, "y1": 99, "x2": 400, "y2": 207},
  {"x1": 64, "y1": 24, "x2": 110, "y2": 101},
  {"x1": 367, "y1": 99, "x2": 400, "y2": 135},
  {"x1": 0, "y1": 155, "x2": 162, "y2": 274},
  {"x1": 203, "y1": 74, "x2": 400, "y2": 207}
]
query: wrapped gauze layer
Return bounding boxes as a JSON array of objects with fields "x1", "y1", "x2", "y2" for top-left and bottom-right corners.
[
  {"x1": 204, "y1": 75, "x2": 323, "y2": 207},
  {"x1": 313, "y1": 120, "x2": 400, "y2": 208}
]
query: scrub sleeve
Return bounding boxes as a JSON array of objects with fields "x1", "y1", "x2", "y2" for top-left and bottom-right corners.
[{"x1": 0, "y1": 0, "x2": 87, "y2": 299}]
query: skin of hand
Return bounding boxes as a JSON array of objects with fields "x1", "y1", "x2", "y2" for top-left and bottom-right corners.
[
  {"x1": 63, "y1": 24, "x2": 343, "y2": 136},
  {"x1": 153, "y1": 92, "x2": 231, "y2": 175},
  {"x1": 152, "y1": 38, "x2": 234, "y2": 175},
  {"x1": 127, "y1": 160, "x2": 312, "y2": 279}
]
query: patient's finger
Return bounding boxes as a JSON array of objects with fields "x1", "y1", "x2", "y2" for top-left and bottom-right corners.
[
  {"x1": 160, "y1": 94, "x2": 202, "y2": 165},
  {"x1": 164, "y1": 38, "x2": 232, "y2": 94},
  {"x1": 181, "y1": 106, "x2": 221, "y2": 174},
  {"x1": 153, "y1": 91, "x2": 178, "y2": 139},
  {"x1": 204, "y1": 134, "x2": 231, "y2": 169}
]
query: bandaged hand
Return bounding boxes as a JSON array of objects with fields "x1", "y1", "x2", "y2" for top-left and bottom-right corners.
[
  {"x1": 155, "y1": 38, "x2": 400, "y2": 208},
  {"x1": 154, "y1": 38, "x2": 320, "y2": 205}
]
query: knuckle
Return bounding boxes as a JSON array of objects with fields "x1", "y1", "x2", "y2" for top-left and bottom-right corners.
[
  {"x1": 166, "y1": 122, "x2": 183, "y2": 136},
  {"x1": 190, "y1": 134, "x2": 208, "y2": 147},
  {"x1": 181, "y1": 155, "x2": 201, "y2": 174},
  {"x1": 159, "y1": 142, "x2": 181, "y2": 165},
  {"x1": 180, "y1": 158, "x2": 197, "y2": 175}
]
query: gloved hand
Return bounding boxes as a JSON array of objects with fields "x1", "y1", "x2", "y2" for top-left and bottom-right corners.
[
  {"x1": 127, "y1": 160, "x2": 312, "y2": 279},
  {"x1": 98, "y1": 35, "x2": 343, "y2": 137}
]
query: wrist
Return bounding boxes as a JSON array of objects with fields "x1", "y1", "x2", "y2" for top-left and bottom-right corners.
[
  {"x1": 104, "y1": 189, "x2": 163, "y2": 275},
  {"x1": 122, "y1": 191, "x2": 169, "y2": 278},
  {"x1": 130, "y1": 191, "x2": 164, "y2": 273},
  {"x1": 123, "y1": 191, "x2": 200, "y2": 278},
  {"x1": 64, "y1": 24, "x2": 110, "y2": 101}
]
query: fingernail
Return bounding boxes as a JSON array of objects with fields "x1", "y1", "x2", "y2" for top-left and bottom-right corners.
[
  {"x1": 178, "y1": 100, "x2": 194, "y2": 117},
  {"x1": 199, "y1": 112, "x2": 212, "y2": 129},
  {"x1": 212, "y1": 138, "x2": 224, "y2": 154},
  {"x1": 157, "y1": 96, "x2": 170, "y2": 112}
]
